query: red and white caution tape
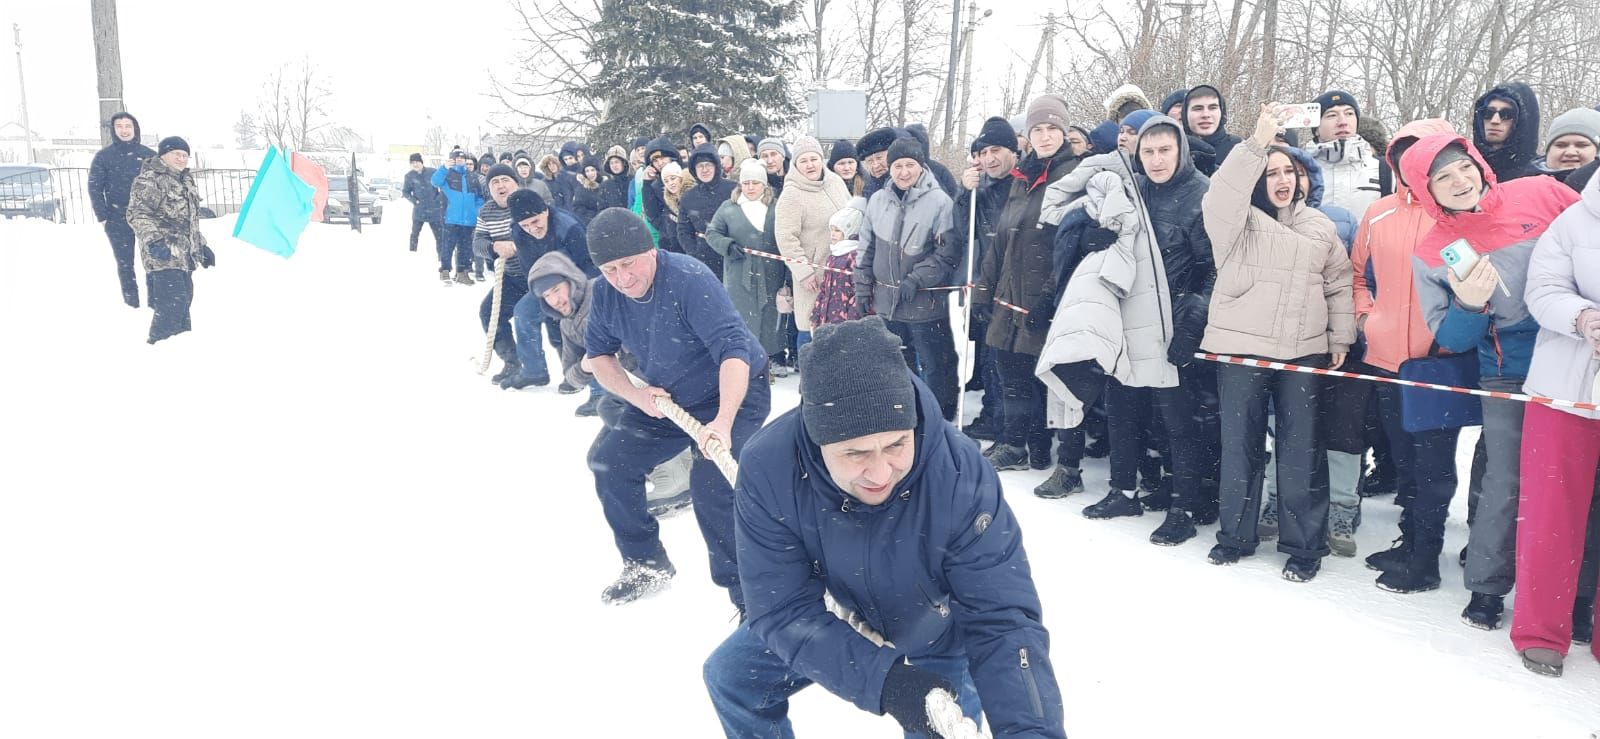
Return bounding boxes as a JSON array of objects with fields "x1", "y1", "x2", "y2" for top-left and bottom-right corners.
[{"x1": 1196, "y1": 353, "x2": 1599, "y2": 412}]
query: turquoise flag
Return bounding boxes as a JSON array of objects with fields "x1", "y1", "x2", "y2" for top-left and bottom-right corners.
[{"x1": 233, "y1": 146, "x2": 315, "y2": 258}]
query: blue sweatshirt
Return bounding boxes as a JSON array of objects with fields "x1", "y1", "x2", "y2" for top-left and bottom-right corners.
[{"x1": 585, "y1": 250, "x2": 767, "y2": 407}]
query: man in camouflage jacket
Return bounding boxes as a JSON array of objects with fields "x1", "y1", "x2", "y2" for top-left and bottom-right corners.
[{"x1": 126, "y1": 137, "x2": 215, "y2": 343}]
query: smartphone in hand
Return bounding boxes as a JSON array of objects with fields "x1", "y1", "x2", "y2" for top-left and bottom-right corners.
[
  {"x1": 1279, "y1": 103, "x2": 1323, "y2": 129},
  {"x1": 1440, "y1": 238, "x2": 1480, "y2": 281}
]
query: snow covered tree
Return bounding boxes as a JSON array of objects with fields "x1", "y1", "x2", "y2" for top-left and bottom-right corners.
[{"x1": 583, "y1": 0, "x2": 803, "y2": 146}]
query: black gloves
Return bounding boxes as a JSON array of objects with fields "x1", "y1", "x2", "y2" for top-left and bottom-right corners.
[
  {"x1": 1080, "y1": 225, "x2": 1118, "y2": 255},
  {"x1": 898, "y1": 278, "x2": 920, "y2": 305},
  {"x1": 1026, "y1": 294, "x2": 1057, "y2": 331},
  {"x1": 197, "y1": 245, "x2": 216, "y2": 269},
  {"x1": 881, "y1": 661, "x2": 952, "y2": 736}
]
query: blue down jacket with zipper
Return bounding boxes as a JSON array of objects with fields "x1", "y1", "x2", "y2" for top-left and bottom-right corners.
[{"x1": 735, "y1": 373, "x2": 1066, "y2": 737}]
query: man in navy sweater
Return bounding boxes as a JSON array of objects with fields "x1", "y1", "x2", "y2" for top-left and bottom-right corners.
[
  {"x1": 582, "y1": 207, "x2": 771, "y2": 607},
  {"x1": 704, "y1": 316, "x2": 1066, "y2": 738}
]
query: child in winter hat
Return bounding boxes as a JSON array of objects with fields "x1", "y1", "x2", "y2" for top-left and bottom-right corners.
[{"x1": 812, "y1": 197, "x2": 869, "y2": 328}]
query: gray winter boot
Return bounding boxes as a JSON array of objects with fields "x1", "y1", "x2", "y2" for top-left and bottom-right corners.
[
  {"x1": 1519, "y1": 647, "x2": 1563, "y2": 677},
  {"x1": 1328, "y1": 504, "x2": 1359, "y2": 557},
  {"x1": 1033, "y1": 466, "x2": 1084, "y2": 499}
]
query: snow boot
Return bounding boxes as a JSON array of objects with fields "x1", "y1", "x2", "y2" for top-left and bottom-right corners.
[
  {"x1": 1282, "y1": 556, "x2": 1322, "y2": 583},
  {"x1": 1375, "y1": 548, "x2": 1441, "y2": 594},
  {"x1": 491, "y1": 362, "x2": 521, "y2": 386},
  {"x1": 454, "y1": 270, "x2": 475, "y2": 286},
  {"x1": 1258, "y1": 492, "x2": 1279, "y2": 541},
  {"x1": 984, "y1": 443, "x2": 1030, "y2": 471},
  {"x1": 1083, "y1": 490, "x2": 1144, "y2": 520},
  {"x1": 600, "y1": 554, "x2": 676, "y2": 605},
  {"x1": 962, "y1": 415, "x2": 999, "y2": 442},
  {"x1": 502, "y1": 373, "x2": 550, "y2": 390},
  {"x1": 1519, "y1": 648, "x2": 1563, "y2": 677},
  {"x1": 1574, "y1": 596, "x2": 1594, "y2": 645},
  {"x1": 1328, "y1": 505, "x2": 1358, "y2": 558},
  {"x1": 1033, "y1": 466, "x2": 1084, "y2": 499},
  {"x1": 1365, "y1": 538, "x2": 1410, "y2": 573},
  {"x1": 645, "y1": 450, "x2": 692, "y2": 517},
  {"x1": 1461, "y1": 592, "x2": 1505, "y2": 630},
  {"x1": 1149, "y1": 509, "x2": 1197, "y2": 546},
  {"x1": 439, "y1": 269, "x2": 452, "y2": 284},
  {"x1": 1208, "y1": 544, "x2": 1249, "y2": 566},
  {"x1": 574, "y1": 394, "x2": 602, "y2": 417},
  {"x1": 1028, "y1": 443, "x2": 1052, "y2": 471},
  {"x1": 557, "y1": 381, "x2": 580, "y2": 395}
]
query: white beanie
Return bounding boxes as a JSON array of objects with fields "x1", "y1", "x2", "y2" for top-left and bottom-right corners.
[
  {"x1": 828, "y1": 198, "x2": 867, "y2": 237},
  {"x1": 661, "y1": 161, "x2": 683, "y2": 180},
  {"x1": 738, "y1": 158, "x2": 767, "y2": 183}
]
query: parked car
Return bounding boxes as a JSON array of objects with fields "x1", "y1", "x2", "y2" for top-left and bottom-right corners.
[
  {"x1": 324, "y1": 175, "x2": 384, "y2": 224},
  {"x1": 368, "y1": 177, "x2": 398, "y2": 201},
  {"x1": 0, "y1": 165, "x2": 64, "y2": 222}
]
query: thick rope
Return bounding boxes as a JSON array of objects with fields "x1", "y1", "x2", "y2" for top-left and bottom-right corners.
[
  {"x1": 478, "y1": 256, "x2": 508, "y2": 375},
  {"x1": 620, "y1": 370, "x2": 740, "y2": 485}
]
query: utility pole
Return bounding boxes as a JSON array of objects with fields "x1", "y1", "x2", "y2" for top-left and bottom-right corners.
[
  {"x1": 939, "y1": 0, "x2": 961, "y2": 148},
  {"x1": 91, "y1": 0, "x2": 126, "y2": 147},
  {"x1": 1014, "y1": 13, "x2": 1055, "y2": 113},
  {"x1": 13, "y1": 24, "x2": 34, "y2": 163},
  {"x1": 956, "y1": 3, "x2": 991, "y2": 148}
]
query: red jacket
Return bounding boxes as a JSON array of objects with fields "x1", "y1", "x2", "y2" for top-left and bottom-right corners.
[{"x1": 1350, "y1": 119, "x2": 1453, "y2": 372}]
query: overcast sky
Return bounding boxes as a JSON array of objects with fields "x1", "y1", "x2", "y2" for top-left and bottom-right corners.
[{"x1": 0, "y1": 0, "x2": 1079, "y2": 150}]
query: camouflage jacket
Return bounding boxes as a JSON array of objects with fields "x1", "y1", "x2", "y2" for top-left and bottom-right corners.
[{"x1": 126, "y1": 157, "x2": 206, "y2": 272}]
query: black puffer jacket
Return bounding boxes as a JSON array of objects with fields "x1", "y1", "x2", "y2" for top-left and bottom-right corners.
[
  {"x1": 676, "y1": 144, "x2": 737, "y2": 278},
  {"x1": 976, "y1": 145, "x2": 1080, "y2": 355},
  {"x1": 88, "y1": 112, "x2": 156, "y2": 223},
  {"x1": 1473, "y1": 81, "x2": 1542, "y2": 181},
  {"x1": 1135, "y1": 116, "x2": 1215, "y2": 367}
]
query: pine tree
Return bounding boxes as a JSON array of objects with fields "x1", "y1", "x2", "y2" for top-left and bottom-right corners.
[
  {"x1": 234, "y1": 110, "x2": 259, "y2": 149},
  {"x1": 584, "y1": 0, "x2": 803, "y2": 146}
]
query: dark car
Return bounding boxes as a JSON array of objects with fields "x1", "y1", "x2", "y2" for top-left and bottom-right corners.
[
  {"x1": 324, "y1": 175, "x2": 384, "y2": 224},
  {"x1": 0, "y1": 165, "x2": 64, "y2": 222}
]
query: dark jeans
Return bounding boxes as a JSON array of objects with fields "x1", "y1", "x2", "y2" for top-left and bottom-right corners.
[
  {"x1": 104, "y1": 219, "x2": 140, "y2": 307},
  {"x1": 1216, "y1": 356, "x2": 1330, "y2": 559},
  {"x1": 147, "y1": 269, "x2": 194, "y2": 344},
  {"x1": 995, "y1": 349, "x2": 1050, "y2": 453},
  {"x1": 440, "y1": 224, "x2": 473, "y2": 272},
  {"x1": 1154, "y1": 363, "x2": 1222, "y2": 515},
  {"x1": 704, "y1": 623, "x2": 982, "y2": 739},
  {"x1": 972, "y1": 340, "x2": 1006, "y2": 425},
  {"x1": 1401, "y1": 427, "x2": 1462, "y2": 559},
  {"x1": 886, "y1": 317, "x2": 958, "y2": 421},
  {"x1": 410, "y1": 217, "x2": 443, "y2": 253},
  {"x1": 587, "y1": 376, "x2": 771, "y2": 608}
]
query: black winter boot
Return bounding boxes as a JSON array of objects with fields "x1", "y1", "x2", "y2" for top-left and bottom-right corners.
[
  {"x1": 1083, "y1": 490, "x2": 1144, "y2": 520},
  {"x1": 501, "y1": 373, "x2": 549, "y2": 390},
  {"x1": 1365, "y1": 537, "x2": 1409, "y2": 573},
  {"x1": 1375, "y1": 547, "x2": 1441, "y2": 594},
  {"x1": 1208, "y1": 544, "x2": 1249, "y2": 566},
  {"x1": 600, "y1": 554, "x2": 676, "y2": 605},
  {"x1": 574, "y1": 394, "x2": 602, "y2": 417},
  {"x1": 1461, "y1": 592, "x2": 1505, "y2": 630},
  {"x1": 1149, "y1": 509, "x2": 1197, "y2": 546},
  {"x1": 984, "y1": 444, "x2": 1030, "y2": 471},
  {"x1": 1282, "y1": 556, "x2": 1322, "y2": 583}
]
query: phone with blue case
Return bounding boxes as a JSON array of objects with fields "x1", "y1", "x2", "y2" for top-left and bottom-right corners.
[{"x1": 1440, "y1": 239, "x2": 1479, "y2": 280}]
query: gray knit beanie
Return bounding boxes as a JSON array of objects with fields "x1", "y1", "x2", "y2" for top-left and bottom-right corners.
[
  {"x1": 1545, "y1": 108, "x2": 1600, "y2": 150},
  {"x1": 800, "y1": 316, "x2": 918, "y2": 446}
]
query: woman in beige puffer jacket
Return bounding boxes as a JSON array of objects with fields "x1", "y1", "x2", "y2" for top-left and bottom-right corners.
[
  {"x1": 1200, "y1": 104, "x2": 1354, "y2": 583},
  {"x1": 773, "y1": 136, "x2": 852, "y2": 336}
]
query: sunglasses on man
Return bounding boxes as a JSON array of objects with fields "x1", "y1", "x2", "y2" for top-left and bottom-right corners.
[{"x1": 1480, "y1": 107, "x2": 1516, "y2": 122}]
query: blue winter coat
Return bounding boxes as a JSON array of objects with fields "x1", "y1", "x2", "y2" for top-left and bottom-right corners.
[
  {"x1": 735, "y1": 375, "x2": 1067, "y2": 737},
  {"x1": 514, "y1": 206, "x2": 597, "y2": 287},
  {"x1": 1287, "y1": 147, "x2": 1357, "y2": 251},
  {"x1": 432, "y1": 164, "x2": 483, "y2": 227}
]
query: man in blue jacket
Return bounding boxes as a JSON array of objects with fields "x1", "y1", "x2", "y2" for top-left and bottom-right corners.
[
  {"x1": 88, "y1": 111, "x2": 156, "y2": 307},
  {"x1": 503, "y1": 189, "x2": 594, "y2": 389},
  {"x1": 583, "y1": 208, "x2": 771, "y2": 607},
  {"x1": 705, "y1": 316, "x2": 1066, "y2": 738},
  {"x1": 431, "y1": 149, "x2": 485, "y2": 285}
]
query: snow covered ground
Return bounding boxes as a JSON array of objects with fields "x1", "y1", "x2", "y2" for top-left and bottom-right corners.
[{"x1": 2, "y1": 206, "x2": 1597, "y2": 739}]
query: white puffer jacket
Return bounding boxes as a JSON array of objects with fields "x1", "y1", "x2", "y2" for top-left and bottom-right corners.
[
  {"x1": 1035, "y1": 153, "x2": 1178, "y2": 429},
  {"x1": 1303, "y1": 136, "x2": 1382, "y2": 215}
]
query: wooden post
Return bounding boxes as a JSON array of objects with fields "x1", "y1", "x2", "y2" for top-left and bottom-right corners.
[{"x1": 90, "y1": 0, "x2": 126, "y2": 147}]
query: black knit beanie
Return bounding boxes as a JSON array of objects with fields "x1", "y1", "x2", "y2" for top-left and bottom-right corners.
[
  {"x1": 972, "y1": 116, "x2": 1019, "y2": 154},
  {"x1": 158, "y1": 136, "x2": 190, "y2": 156},
  {"x1": 887, "y1": 137, "x2": 924, "y2": 167},
  {"x1": 828, "y1": 139, "x2": 858, "y2": 169},
  {"x1": 587, "y1": 207, "x2": 656, "y2": 267},
  {"x1": 508, "y1": 189, "x2": 547, "y2": 222},
  {"x1": 486, "y1": 163, "x2": 520, "y2": 185},
  {"x1": 1314, "y1": 90, "x2": 1360, "y2": 121},
  {"x1": 800, "y1": 316, "x2": 919, "y2": 446}
]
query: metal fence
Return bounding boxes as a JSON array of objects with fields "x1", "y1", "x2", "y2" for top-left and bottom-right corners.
[{"x1": 0, "y1": 167, "x2": 257, "y2": 225}]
